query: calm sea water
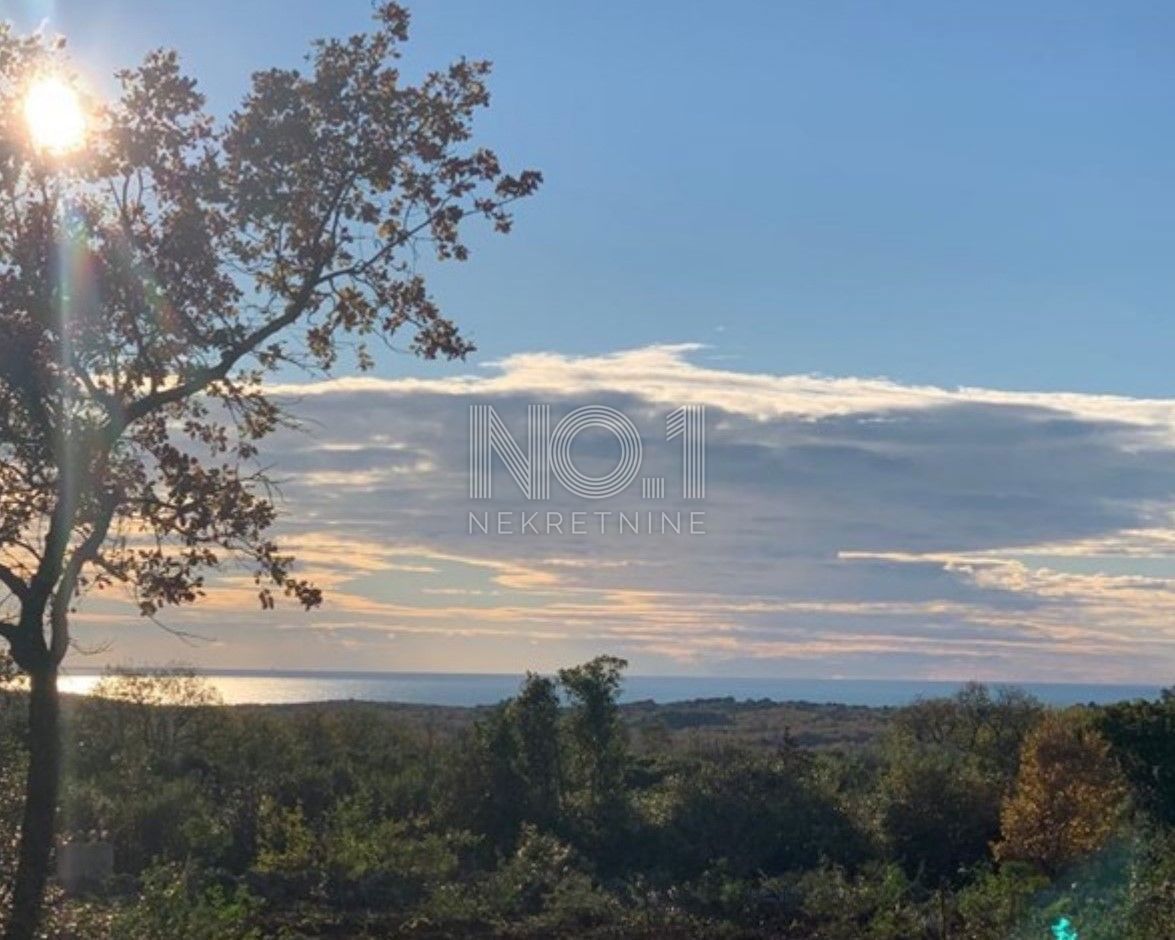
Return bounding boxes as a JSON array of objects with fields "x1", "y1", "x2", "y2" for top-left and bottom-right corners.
[{"x1": 55, "y1": 670, "x2": 1165, "y2": 708}]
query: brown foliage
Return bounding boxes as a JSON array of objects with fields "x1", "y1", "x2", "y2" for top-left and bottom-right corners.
[
  {"x1": 995, "y1": 711, "x2": 1129, "y2": 874},
  {"x1": 0, "y1": 4, "x2": 540, "y2": 669}
]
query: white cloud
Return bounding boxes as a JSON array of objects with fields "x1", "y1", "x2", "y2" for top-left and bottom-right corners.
[
  {"x1": 71, "y1": 345, "x2": 1175, "y2": 683},
  {"x1": 271, "y1": 343, "x2": 1175, "y2": 434}
]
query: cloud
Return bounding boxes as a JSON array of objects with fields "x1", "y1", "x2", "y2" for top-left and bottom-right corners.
[
  {"x1": 271, "y1": 343, "x2": 1175, "y2": 432},
  {"x1": 72, "y1": 345, "x2": 1175, "y2": 683}
]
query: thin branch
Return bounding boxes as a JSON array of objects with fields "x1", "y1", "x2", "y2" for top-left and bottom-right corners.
[
  {"x1": 144, "y1": 612, "x2": 210, "y2": 647},
  {"x1": 69, "y1": 636, "x2": 114, "y2": 657}
]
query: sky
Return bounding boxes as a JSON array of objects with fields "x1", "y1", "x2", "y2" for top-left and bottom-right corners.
[{"x1": 6, "y1": 1, "x2": 1175, "y2": 680}]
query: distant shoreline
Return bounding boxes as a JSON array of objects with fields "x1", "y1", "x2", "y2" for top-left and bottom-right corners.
[{"x1": 54, "y1": 669, "x2": 1165, "y2": 709}]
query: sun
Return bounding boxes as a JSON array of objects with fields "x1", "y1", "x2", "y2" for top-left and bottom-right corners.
[{"x1": 24, "y1": 75, "x2": 86, "y2": 155}]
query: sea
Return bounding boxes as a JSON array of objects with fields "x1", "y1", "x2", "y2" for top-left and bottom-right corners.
[{"x1": 54, "y1": 670, "x2": 1166, "y2": 708}]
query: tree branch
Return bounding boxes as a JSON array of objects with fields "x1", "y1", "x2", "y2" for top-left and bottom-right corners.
[
  {"x1": 121, "y1": 269, "x2": 323, "y2": 427},
  {"x1": 117, "y1": 174, "x2": 466, "y2": 429},
  {"x1": 49, "y1": 491, "x2": 119, "y2": 663},
  {"x1": 0, "y1": 561, "x2": 28, "y2": 601}
]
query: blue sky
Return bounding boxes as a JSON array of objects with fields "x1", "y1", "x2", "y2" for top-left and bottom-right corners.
[
  {"x1": 9, "y1": 1, "x2": 1175, "y2": 680},
  {"x1": 16, "y1": 0, "x2": 1175, "y2": 393}
]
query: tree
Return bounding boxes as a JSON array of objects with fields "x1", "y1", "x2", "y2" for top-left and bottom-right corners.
[
  {"x1": 558, "y1": 657, "x2": 628, "y2": 813},
  {"x1": 557, "y1": 656, "x2": 630, "y2": 859},
  {"x1": 83, "y1": 666, "x2": 223, "y2": 771},
  {"x1": 879, "y1": 746, "x2": 1002, "y2": 886},
  {"x1": 64, "y1": 667, "x2": 228, "y2": 872},
  {"x1": 0, "y1": 6, "x2": 539, "y2": 935},
  {"x1": 452, "y1": 673, "x2": 563, "y2": 852},
  {"x1": 880, "y1": 687, "x2": 1035, "y2": 888},
  {"x1": 995, "y1": 711, "x2": 1129, "y2": 876},
  {"x1": 893, "y1": 682, "x2": 1042, "y2": 782},
  {"x1": 1097, "y1": 689, "x2": 1175, "y2": 825},
  {"x1": 510, "y1": 673, "x2": 563, "y2": 828},
  {"x1": 662, "y1": 753, "x2": 866, "y2": 880},
  {"x1": 464, "y1": 705, "x2": 528, "y2": 853}
]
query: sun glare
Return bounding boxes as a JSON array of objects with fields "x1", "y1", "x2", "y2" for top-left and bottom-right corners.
[{"x1": 24, "y1": 75, "x2": 86, "y2": 154}]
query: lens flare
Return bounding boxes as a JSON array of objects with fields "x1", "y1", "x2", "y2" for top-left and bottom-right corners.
[
  {"x1": 24, "y1": 75, "x2": 85, "y2": 154},
  {"x1": 1051, "y1": 917, "x2": 1079, "y2": 940}
]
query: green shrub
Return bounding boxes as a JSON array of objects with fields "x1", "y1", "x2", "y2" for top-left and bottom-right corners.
[{"x1": 112, "y1": 863, "x2": 263, "y2": 940}]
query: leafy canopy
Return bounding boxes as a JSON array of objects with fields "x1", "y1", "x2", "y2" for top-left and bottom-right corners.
[
  {"x1": 0, "y1": 5, "x2": 539, "y2": 669},
  {"x1": 996, "y1": 711, "x2": 1129, "y2": 875}
]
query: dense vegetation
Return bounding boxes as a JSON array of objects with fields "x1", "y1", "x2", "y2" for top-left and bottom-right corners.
[{"x1": 1, "y1": 654, "x2": 1172, "y2": 938}]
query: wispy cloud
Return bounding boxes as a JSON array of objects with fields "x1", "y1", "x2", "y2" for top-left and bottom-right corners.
[{"x1": 72, "y1": 345, "x2": 1175, "y2": 682}]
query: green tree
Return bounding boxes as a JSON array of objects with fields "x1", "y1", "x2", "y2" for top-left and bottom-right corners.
[
  {"x1": 879, "y1": 746, "x2": 1002, "y2": 886},
  {"x1": 112, "y1": 862, "x2": 262, "y2": 940},
  {"x1": 893, "y1": 682, "x2": 1041, "y2": 781},
  {"x1": 61, "y1": 668, "x2": 231, "y2": 873},
  {"x1": 0, "y1": 6, "x2": 538, "y2": 935},
  {"x1": 557, "y1": 656, "x2": 630, "y2": 841},
  {"x1": 1121, "y1": 829, "x2": 1175, "y2": 938},
  {"x1": 1097, "y1": 689, "x2": 1175, "y2": 825},
  {"x1": 799, "y1": 862, "x2": 924, "y2": 940},
  {"x1": 662, "y1": 753, "x2": 866, "y2": 880},
  {"x1": 463, "y1": 705, "x2": 528, "y2": 852},
  {"x1": 956, "y1": 861, "x2": 1049, "y2": 940},
  {"x1": 455, "y1": 672, "x2": 564, "y2": 851},
  {"x1": 76, "y1": 666, "x2": 223, "y2": 774},
  {"x1": 510, "y1": 673, "x2": 563, "y2": 828}
]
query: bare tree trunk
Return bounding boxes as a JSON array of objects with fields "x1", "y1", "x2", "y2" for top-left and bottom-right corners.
[{"x1": 5, "y1": 664, "x2": 59, "y2": 940}]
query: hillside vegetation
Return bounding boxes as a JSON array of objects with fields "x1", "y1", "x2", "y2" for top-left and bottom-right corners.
[{"x1": 1, "y1": 655, "x2": 1172, "y2": 938}]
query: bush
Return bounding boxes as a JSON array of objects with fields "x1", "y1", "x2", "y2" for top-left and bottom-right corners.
[
  {"x1": 657, "y1": 754, "x2": 867, "y2": 880},
  {"x1": 112, "y1": 863, "x2": 263, "y2": 940},
  {"x1": 798, "y1": 862, "x2": 925, "y2": 940}
]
